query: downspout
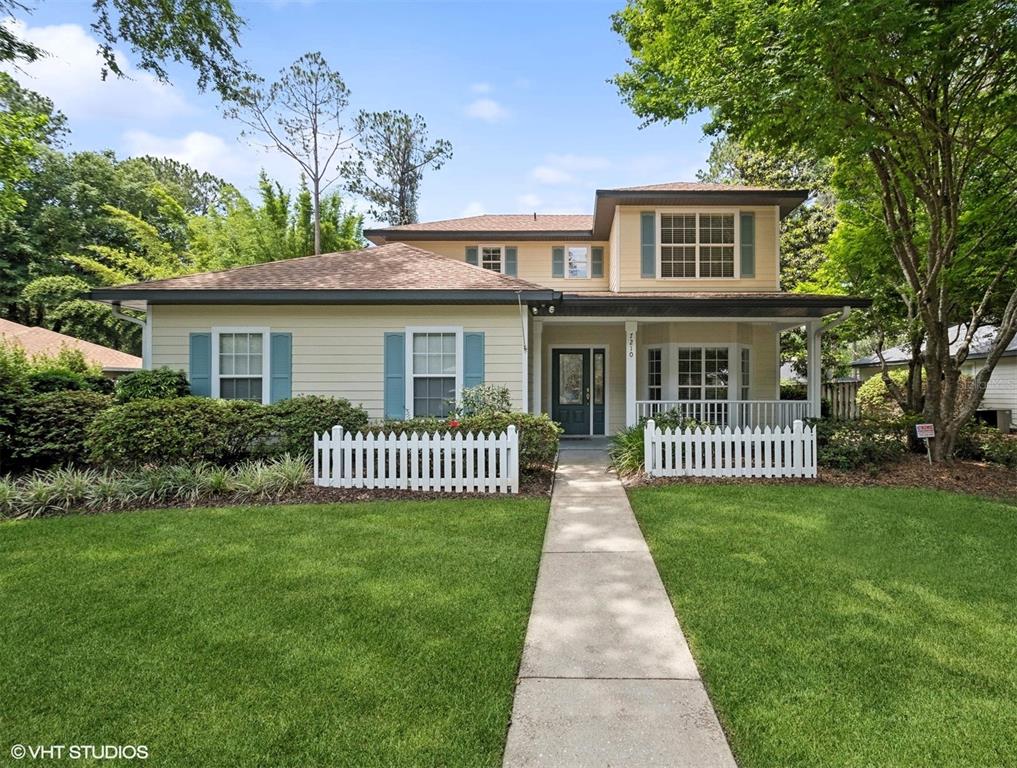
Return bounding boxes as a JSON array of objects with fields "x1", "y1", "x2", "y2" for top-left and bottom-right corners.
[
  {"x1": 111, "y1": 301, "x2": 150, "y2": 370},
  {"x1": 823, "y1": 305, "x2": 853, "y2": 332}
]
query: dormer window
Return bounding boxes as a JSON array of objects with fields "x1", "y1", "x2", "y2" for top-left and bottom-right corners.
[
  {"x1": 659, "y1": 212, "x2": 736, "y2": 279},
  {"x1": 480, "y1": 245, "x2": 503, "y2": 272}
]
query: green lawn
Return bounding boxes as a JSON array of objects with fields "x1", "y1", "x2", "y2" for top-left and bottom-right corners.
[
  {"x1": 629, "y1": 485, "x2": 1017, "y2": 768},
  {"x1": 0, "y1": 499, "x2": 547, "y2": 767}
]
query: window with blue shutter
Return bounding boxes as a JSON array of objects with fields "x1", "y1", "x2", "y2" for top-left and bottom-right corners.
[
  {"x1": 551, "y1": 246, "x2": 564, "y2": 278},
  {"x1": 739, "y1": 212, "x2": 755, "y2": 277},
  {"x1": 505, "y1": 247, "x2": 518, "y2": 276},
  {"x1": 383, "y1": 332, "x2": 406, "y2": 419},
  {"x1": 591, "y1": 246, "x2": 604, "y2": 278},
  {"x1": 463, "y1": 332, "x2": 485, "y2": 389},
  {"x1": 640, "y1": 211, "x2": 656, "y2": 278},
  {"x1": 465, "y1": 246, "x2": 478, "y2": 266},
  {"x1": 188, "y1": 332, "x2": 211, "y2": 397},
  {"x1": 269, "y1": 332, "x2": 292, "y2": 403}
]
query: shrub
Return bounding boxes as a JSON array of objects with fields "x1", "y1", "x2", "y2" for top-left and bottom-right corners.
[
  {"x1": 610, "y1": 414, "x2": 709, "y2": 475},
  {"x1": 812, "y1": 418, "x2": 908, "y2": 470},
  {"x1": 265, "y1": 396, "x2": 369, "y2": 457},
  {"x1": 10, "y1": 390, "x2": 112, "y2": 470},
  {"x1": 955, "y1": 422, "x2": 1017, "y2": 468},
  {"x1": 114, "y1": 368, "x2": 190, "y2": 403},
  {"x1": 780, "y1": 381, "x2": 807, "y2": 401},
  {"x1": 0, "y1": 456, "x2": 311, "y2": 519},
  {"x1": 86, "y1": 397, "x2": 265, "y2": 467},
  {"x1": 0, "y1": 344, "x2": 30, "y2": 464},
  {"x1": 377, "y1": 412, "x2": 561, "y2": 469},
  {"x1": 456, "y1": 384, "x2": 512, "y2": 416},
  {"x1": 25, "y1": 368, "x2": 90, "y2": 393},
  {"x1": 857, "y1": 369, "x2": 910, "y2": 418}
]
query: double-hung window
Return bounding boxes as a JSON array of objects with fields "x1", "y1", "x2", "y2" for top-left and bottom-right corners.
[
  {"x1": 659, "y1": 212, "x2": 736, "y2": 278},
  {"x1": 740, "y1": 348, "x2": 751, "y2": 401},
  {"x1": 677, "y1": 347, "x2": 729, "y2": 401},
  {"x1": 410, "y1": 331, "x2": 459, "y2": 417},
  {"x1": 215, "y1": 329, "x2": 268, "y2": 403},
  {"x1": 480, "y1": 246, "x2": 503, "y2": 272},
  {"x1": 566, "y1": 246, "x2": 589, "y2": 279}
]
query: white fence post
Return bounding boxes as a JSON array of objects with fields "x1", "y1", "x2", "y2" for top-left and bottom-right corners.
[
  {"x1": 643, "y1": 419, "x2": 655, "y2": 477},
  {"x1": 313, "y1": 425, "x2": 520, "y2": 494}
]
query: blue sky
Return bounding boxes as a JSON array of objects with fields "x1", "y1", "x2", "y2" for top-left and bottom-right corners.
[{"x1": 7, "y1": 0, "x2": 713, "y2": 224}]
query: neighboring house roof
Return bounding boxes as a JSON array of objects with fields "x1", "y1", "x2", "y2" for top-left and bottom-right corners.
[
  {"x1": 0, "y1": 318, "x2": 141, "y2": 372},
  {"x1": 91, "y1": 243, "x2": 557, "y2": 306},
  {"x1": 851, "y1": 324, "x2": 1017, "y2": 367},
  {"x1": 365, "y1": 180, "x2": 811, "y2": 244}
]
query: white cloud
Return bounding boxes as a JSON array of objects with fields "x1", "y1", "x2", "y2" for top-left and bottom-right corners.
[
  {"x1": 517, "y1": 193, "x2": 542, "y2": 209},
  {"x1": 1, "y1": 20, "x2": 191, "y2": 122},
  {"x1": 531, "y1": 165, "x2": 574, "y2": 185},
  {"x1": 465, "y1": 98, "x2": 508, "y2": 123},
  {"x1": 470, "y1": 82, "x2": 493, "y2": 94},
  {"x1": 460, "y1": 201, "x2": 486, "y2": 217}
]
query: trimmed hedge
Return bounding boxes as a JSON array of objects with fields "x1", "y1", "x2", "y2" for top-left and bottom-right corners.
[
  {"x1": 10, "y1": 390, "x2": 112, "y2": 470},
  {"x1": 86, "y1": 395, "x2": 368, "y2": 468},
  {"x1": 114, "y1": 368, "x2": 190, "y2": 403},
  {"x1": 376, "y1": 413, "x2": 561, "y2": 470}
]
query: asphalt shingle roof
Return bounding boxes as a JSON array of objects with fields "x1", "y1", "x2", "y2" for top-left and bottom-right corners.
[{"x1": 0, "y1": 318, "x2": 141, "y2": 371}]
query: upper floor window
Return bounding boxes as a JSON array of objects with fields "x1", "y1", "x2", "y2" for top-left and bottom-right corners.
[
  {"x1": 567, "y1": 246, "x2": 589, "y2": 279},
  {"x1": 660, "y1": 212, "x2": 735, "y2": 279},
  {"x1": 480, "y1": 246, "x2": 503, "y2": 272}
]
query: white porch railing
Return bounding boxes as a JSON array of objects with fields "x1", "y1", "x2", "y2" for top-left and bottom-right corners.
[
  {"x1": 313, "y1": 425, "x2": 519, "y2": 493},
  {"x1": 635, "y1": 399, "x2": 810, "y2": 428},
  {"x1": 644, "y1": 419, "x2": 817, "y2": 478}
]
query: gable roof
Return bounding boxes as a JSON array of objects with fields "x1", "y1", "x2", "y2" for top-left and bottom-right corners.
[
  {"x1": 0, "y1": 318, "x2": 141, "y2": 372},
  {"x1": 90, "y1": 243, "x2": 555, "y2": 306},
  {"x1": 365, "y1": 180, "x2": 811, "y2": 244},
  {"x1": 851, "y1": 324, "x2": 1017, "y2": 366}
]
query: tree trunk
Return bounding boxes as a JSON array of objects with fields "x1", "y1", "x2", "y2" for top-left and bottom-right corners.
[{"x1": 312, "y1": 180, "x2": 321, "y2": 256}]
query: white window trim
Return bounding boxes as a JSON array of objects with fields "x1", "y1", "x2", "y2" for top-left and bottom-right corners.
[
  {"x1": 477, "y1": 244, "x2": 505, "y2": 274},
  {"x1": 564, "y1": 244, "x2": 592, "y2": 280},
  {"x1": 211, "y1": 326, "x2": 271, "y2": 405},
  {"x1": 669, "y1": 342, "x2": 751, "y2": 402},
  {"x1": 405, "y1": 325, "x2": 464, "y2": 418},
  {"x1": 656, "y1": 208, "x2": 740, "y2": 281},
  {"x1": 740, "y1": 347, "x2": 752, "y2": 401}
]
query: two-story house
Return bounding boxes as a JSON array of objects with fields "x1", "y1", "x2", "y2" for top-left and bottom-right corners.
[{"x1": 92, "y1": 182, "x2": 868, "y2": 435}]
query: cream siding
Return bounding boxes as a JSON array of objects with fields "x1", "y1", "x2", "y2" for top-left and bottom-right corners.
[
  {"x1": 400, "y1": 240, "x2": 611, "y2": 292},
  {"x1": 965, "y1": 357, "x2": 1017, "y2": 428},
  {"x1": 150, "y1": 304, "x2": 526, "y2": 419},
  {"x1": 614, "y1": 205, "x2": 781, "y2": 292}
]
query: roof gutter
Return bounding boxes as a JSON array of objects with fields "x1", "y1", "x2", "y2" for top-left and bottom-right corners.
[{"x1": 91, "y1": 288, "x2": 558, "y2": 305}]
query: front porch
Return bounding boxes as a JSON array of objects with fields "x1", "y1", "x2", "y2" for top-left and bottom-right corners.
[{"x1": 529, "y1": 310, "x2": 839, "y2": 435}]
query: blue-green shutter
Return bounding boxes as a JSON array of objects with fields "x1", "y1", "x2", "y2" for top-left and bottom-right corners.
[
  {"x1": 465, "y1": 246, "x2": 478, "y2": 266},
  {"x1": 504, "y1": 247, "x2": 518, "y2": 276},
  {"x1": 640, "y1": 211, "x2": 656, "y2": 278},
  {"x1": 591, "y1": 246, "x2": 604, "y2": 278},
  {"x1": 188, "y1": 332, "x2": 211, "y2": 397},
  {"x1": 551, "y1": 246, "x2": 564, "y2": 278},
  {"x1": 740, "y1": 212, "x2": 755, "y2": 277},
  {"x1": 383, "y1": 332, "x2": 406, "y2": 420},
  {"x1": 463, "y1": 332, "x2": 485, "y2": 389},
  {"x1": 269, "y1": 332, "x2": 292, "y2": 403}
]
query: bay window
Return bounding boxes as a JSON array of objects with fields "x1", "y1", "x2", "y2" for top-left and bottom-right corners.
[{"x1": 677, "y1": 347, "x2": 729, "y2": 400}]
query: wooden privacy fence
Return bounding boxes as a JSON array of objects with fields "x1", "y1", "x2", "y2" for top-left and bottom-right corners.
[
  {"x1": 313, "y1": 425, "x2": 519, "y2": 493},
  {"x1": 823, "y1": 380, "x2": 861, "y2": 420},
  {"x1": 644, "y1": 419, "x2": 817, "y2": 479}
]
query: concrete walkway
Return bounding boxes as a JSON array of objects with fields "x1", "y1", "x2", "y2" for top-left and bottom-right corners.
[{"x1": 503, "y1": 442, "x2": 737, "y2": 768}]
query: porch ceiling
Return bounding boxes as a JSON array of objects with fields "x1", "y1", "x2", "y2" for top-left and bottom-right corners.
[{"x1": 551, "y1": 292, "x2": 870, "y2": 318}]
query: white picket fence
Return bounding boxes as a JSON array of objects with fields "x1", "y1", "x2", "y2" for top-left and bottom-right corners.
[
  {"x1": 313, "y1": 425, "x2": 519, "y2": 493},
  {"x1": 644, "y1": 418, "x2": 817, "y2": 478}
]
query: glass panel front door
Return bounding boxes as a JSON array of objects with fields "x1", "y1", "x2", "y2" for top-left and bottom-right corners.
[{"x1": 551, "y1": 348, "x2": 606, "y2": 436}]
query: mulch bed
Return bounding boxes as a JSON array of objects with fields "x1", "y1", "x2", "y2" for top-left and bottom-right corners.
[{"x1": 624, "y1": 455, "x2": 1017, "y2": 503}]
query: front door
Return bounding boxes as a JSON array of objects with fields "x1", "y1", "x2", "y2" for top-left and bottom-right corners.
[{"x1": 551, "y1": 348, "x2": 607, "y2": 436}]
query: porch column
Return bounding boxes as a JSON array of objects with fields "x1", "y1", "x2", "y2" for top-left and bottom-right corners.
[
  {"x1": 531, "y1": 320, "x2": 542, "y2": 415},
  {"x1": 806, "y1": 320, "x2": 822, "y2": 418},
  {"x1": 625, "y1": 320, "x2": 638, "y2": 427}
]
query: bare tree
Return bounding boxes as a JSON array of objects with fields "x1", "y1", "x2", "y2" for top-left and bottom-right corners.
[
  {"x1": 225, "y1": 52, "x2": 352, "y2": 254},
  {"x1": 341, "y1": 110, "x2": 452, "y2": 226}
]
